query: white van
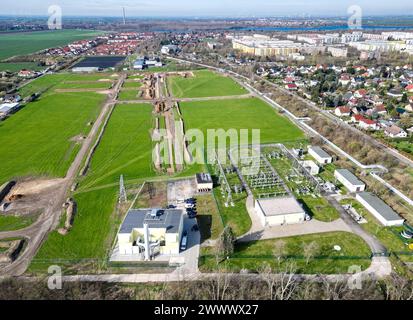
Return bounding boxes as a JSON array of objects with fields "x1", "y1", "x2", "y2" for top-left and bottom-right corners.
[{"x1": 180, "y1": 235, "x2": 188, "y2": 251}]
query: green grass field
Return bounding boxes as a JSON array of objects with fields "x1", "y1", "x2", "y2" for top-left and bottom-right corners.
[
  {"x1": 29, "y1": 186, "x2": 119, "y2": 272},
  {"x1": 0, "y1": 30, "x2": 103, "y2": 61},
  {"x1": 0, "y1": 62, "x2": 45, "y2": 72},
  {"x1": 200, "y1": 232, "x2": 372, "y2": 274},
  {"x1": 168, "y1": 70, "x2": 248, "y2": 98},
  {"x1": 54, "y1": 81, "x2": 113, "y2": 90},
  {"x1": 117, "y1": 90, "x2": 140, "y2": 101},
  {"x1": 0, "y1": 214, "x2": 38, "y2": 232},
  {"x1": 122, "y1": 81, "x2": 143, "y2": 89},
  {"x1": 0, "y1": 92, "x2": 105, "y2": 185},
  {"x1": 180, "y1": 97, "x2": 304, "y2": 146},
  {"x1": 79, "y1": 103, "x2": 155, "y2": 191}
]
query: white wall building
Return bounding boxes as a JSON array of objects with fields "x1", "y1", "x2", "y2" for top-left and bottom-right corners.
[
  {"x1": 308, "y1": 146, "x2": 333, "y2": 165},
  {"x1": 300, "y1": 160, "x2": 320, "y2": 176},
  {"x1": 356, "y1": 192, "x2": 404, "y2": 226},
  {"x1": 255, "y1": 197, "x2": 306, "y2": 227},
  {"x1": 334, "y1": 169, "x2": 366, "y2": 193}
]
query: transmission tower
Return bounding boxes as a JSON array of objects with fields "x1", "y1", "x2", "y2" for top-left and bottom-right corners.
[{"x1": 119, "y1": 175, "x2": 127, "y2": 203}]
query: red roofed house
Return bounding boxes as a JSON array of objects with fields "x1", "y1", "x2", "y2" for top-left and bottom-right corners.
[
  {"x1": 373, "y1": 104, "x2": 387, "y2": 115},
  {"x1": 358, "y1": 117, "x2": 379, "y2": 130},
  {"x1": 335, "y1": 106, "x2": 351, "y2": 117},
  {"x1": 285, "y1": 83, "x2": 298, "y2": 91},
  {"x1": 406, "y1": 84, "x2": 413, "y2": 93},
  {"x1": 354, "y1": 89, "x2": 367, "y2": 98}
]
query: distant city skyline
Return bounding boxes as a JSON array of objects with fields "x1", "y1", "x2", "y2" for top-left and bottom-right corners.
[{"x1": 2, "y1": 0, "x2": 413, "y2": 18}]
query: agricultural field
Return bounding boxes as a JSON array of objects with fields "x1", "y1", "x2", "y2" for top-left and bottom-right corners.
[
  {"x1": 0, "y1": 92, "x2": 105, "y2": 185},
  {"x1": 168, "y1": 70, "x2": 248, "y2": 98},
  {"x1": 180, "y1": 97, "x2": 304, "y2": 146},
  {"x1": 79, "y1": 103, "x2": 156, "y2": 191},
  {"x1": 18, "y1": 73, "x2": 118, "y2": 97},
  {"x1": 0, "y1": 30, "x2": 104, "y2": 61},
  {"x1": 30, "y1": 104, "x2": 156, "y2": 271},
  {"x1": 199, "y1": 232, "x2": 372, "y2": 274}
]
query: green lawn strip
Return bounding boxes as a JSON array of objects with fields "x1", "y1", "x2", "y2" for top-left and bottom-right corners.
[
  {"x1": 180, "y1": 98, "x2": 304, "y2": 146},
  {"x1": 299, "y1": 196, "x2": 340, "y2": 222},
  {"x1": 0, "y1": 92, "x2": 104, "y2": 185},
  {"x1": 79, "y1": 103, "x2": 156, "y2": 190},
  {"x1": 29, "y1": 186, "x2": 119, "y2": 273},
  {"x1": 199, "y1": 232, "x2": 372, "y2": 274},
  {"x1": 54, "y1": 81, "x2": 113, "y2": 90},
  {"x1": 195, "y1": 194, "x2": 224, "y2": 242},
  {"x1": 117, "y1": 90, "x2": 139, "y2": 101},
  {"x1": 168, "y1": 70, "x2": 248, "y2": 98},
  {"x1": 122, "y1": 81, "x2": 143, "y2": 89},
  {"x1": 208, "y1": 165, "x2": 251, "y2": 237},
  {"x1": 0, "y1": 214, "x2": 38, "y2": 232},
  {"x1": 0, "y1": 30, "x2": 104, "y2": 61}
]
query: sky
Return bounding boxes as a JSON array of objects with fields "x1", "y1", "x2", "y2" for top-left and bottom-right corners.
[{"x1": 2, "y1": 0, "x2": 413, "y2": 18}]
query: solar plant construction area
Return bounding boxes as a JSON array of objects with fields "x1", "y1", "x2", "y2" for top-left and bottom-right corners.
[{"x1": 72, "y1": 56, "x2": 126, "y2": 70}]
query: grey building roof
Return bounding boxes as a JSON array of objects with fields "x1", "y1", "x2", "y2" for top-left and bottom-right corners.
[
  {"x1": 119, "y1": 209, "x2": 183, "y2": 234},
  {"x1": 335, "y1": 169, "x2": 365, "y2": 186},
  {"x1": 357, "y1": 192, "x2": 403, "y2": 222},
  {"x1": 309, "y1": 146, "x2": 331, "y2": 159}
]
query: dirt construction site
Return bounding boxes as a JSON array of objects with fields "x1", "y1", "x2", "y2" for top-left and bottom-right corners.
[{"x1": 0, "y1": 178, "x2": 65, "y2": 216}]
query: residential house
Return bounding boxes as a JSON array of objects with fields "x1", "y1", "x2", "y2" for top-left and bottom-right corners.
[
  {"x1": 385, "y1": 125, "x2": 408, "y2": 138},
  {"x1": 335, "y1": 106, "x2": 351, "y2": 117}
]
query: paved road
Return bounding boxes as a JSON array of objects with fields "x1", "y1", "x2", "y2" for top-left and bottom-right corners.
[
  {"x1": 60, "y1": 254, "x2": 391, "y2": 283},
  {"x1": 0, "y1": 74, "x2": 126, "y2": 276}
]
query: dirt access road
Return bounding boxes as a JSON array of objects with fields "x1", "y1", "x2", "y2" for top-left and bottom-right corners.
[{"x1": 0, "y1": 74, "x2": 126, "y2": 276}]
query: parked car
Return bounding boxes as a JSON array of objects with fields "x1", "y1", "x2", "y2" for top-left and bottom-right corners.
[
  {"x1": 184, "y1": 203, "x2": 195, "y2": 209},
  {"x1": 167, "y1": 204, "x2": 176, "y2": 209},
  {"x1": 191, "y1": 224, "x2": 199, "y2": 232},
  {"x1": 180, "y1": 234, "x2": 188, "y2": 251}
]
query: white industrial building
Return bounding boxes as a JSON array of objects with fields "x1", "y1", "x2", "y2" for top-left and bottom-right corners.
[
  {"x1": 117, "y1": 208, "x2": 184, "y2": 259},
  {"x1": 255, "y1": 197, "x2": 306, "y2": 227},
  {"x1": 308, "y1": 146, "x2": 333, "y2": 165},
  {"x1": 356, "y1": 192, "x2": 404, "y2": 227},
  {"x1": 334, "y1": 169, "x2": 366, "y2": 193},
  {"x1": 195, "y1": 173, "x2": 213, "y2": 193}
]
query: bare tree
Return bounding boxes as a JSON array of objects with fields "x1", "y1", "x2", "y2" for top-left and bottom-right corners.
[{"x1": 303, "y1": 241, "x2": 320, "y2": 265}]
